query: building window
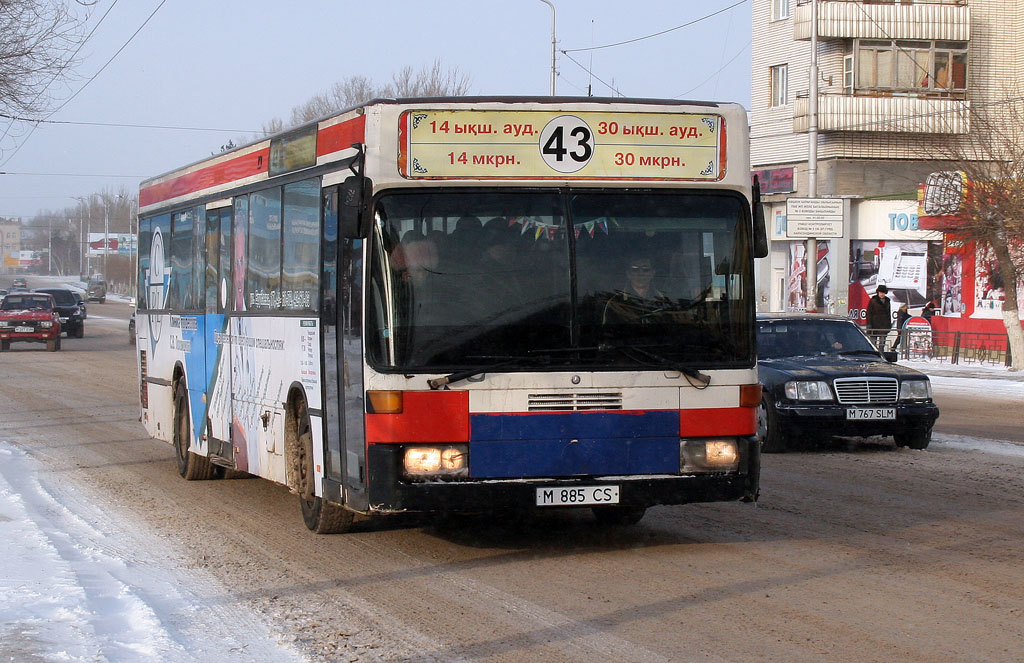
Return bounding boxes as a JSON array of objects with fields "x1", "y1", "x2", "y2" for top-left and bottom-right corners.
[
  {"x1": 855, "y1": 40, "x2": 967, "y2": 93},
  {"x1": 772, "y1": 0, "x2": 790, "y2": 21},
  {"x1": 770, "y1": 64, "x2": 788, "y2": 107}
]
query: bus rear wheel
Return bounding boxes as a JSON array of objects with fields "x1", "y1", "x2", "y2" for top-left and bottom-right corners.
[
  {"x1": 173, "y1": 381, "x2": 215, "y2": 480},
  {"x1": 294, "y1": 398, "x2": 353, "y2": 534}
]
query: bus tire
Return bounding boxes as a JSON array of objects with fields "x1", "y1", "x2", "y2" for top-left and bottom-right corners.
[
  {"x1": 592, "y1": 505, "x2": 646, "y2": 526},
  {"x1": 294, "y1": 397, "x2": 353, "y2": 534},
  {"x1": 173, "y1": 381, "x2": 215, "y2": 480}
]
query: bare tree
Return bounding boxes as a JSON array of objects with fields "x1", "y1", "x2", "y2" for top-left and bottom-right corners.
[
  {"x1": 287, "y1": 60, "x2": 471, "y2": 126},
  {"x1": 926, "y1": 92, "x2": 1024, "y2": 370},
  {"x1": 0, "y1": 0, "x2": 85, "y2": 116},
  {"x1": 388, "y1": 58, "x2": 471, "y2": 98}
]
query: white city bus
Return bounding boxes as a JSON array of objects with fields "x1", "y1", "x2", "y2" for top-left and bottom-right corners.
[{"x1": 135, "y1": 96, "x2": 768, "y2": 533}]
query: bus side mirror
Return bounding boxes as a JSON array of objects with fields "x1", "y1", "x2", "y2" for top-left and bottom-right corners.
[
  {"x1": 340, "y1": 175, "x2": 371, "y2": 239},
  {"x1": 752, "y1": 175, "x2": 769, "y2": 258},
  {"x1": 753, "y1": 202, "x2": 769, "y2": 258}
]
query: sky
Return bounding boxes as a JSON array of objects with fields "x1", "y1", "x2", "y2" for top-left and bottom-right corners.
[{"x1": 0, "y1": 0, "x2": 753, "y2": 221}]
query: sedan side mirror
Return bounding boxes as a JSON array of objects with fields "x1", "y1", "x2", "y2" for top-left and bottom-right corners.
[{"x1": 882, "y1": 351, "x2": 898, "y2": 363}]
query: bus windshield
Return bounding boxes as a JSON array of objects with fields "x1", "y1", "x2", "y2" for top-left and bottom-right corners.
[{"x1": 368, "y1": 189, "x2": 753, "y2": 372}]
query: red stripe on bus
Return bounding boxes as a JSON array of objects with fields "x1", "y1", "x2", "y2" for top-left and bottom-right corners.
[
  {"x1": 365, "y1": 390, "x2": 470, "y2": 443},
  {"x1": 317, "y1": 115, "x2": 366, "y2": 157},
  {"x1": 680, "y1": 407, "x2": 756, "y2": 437},
  {"x1": 140, "y1": 148, "x2": 270, "y2": 208}
]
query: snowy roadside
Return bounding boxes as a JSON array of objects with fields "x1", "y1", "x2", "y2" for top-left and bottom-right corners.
[{"x1": 0, "y1": 442, "x2": 310, "y2": 663}]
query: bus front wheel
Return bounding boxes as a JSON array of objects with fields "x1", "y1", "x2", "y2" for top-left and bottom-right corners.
[
  {"x1": 294, "y1": 398, "x2": 353, "y2": 534},
  {"x1": 173, "y1": 381, "x2": 215, "y2": 480}
]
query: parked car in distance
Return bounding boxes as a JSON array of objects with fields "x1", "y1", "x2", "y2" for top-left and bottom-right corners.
[
  {"x1": 756, "y1": 313, "x2": 939, "y2": 452},
  {"x1": 11, "y1": 277, "x2": 27, "y2": 288},
  {"x1": 33, "y1": 287, "x2": 85, "y2": 338},
  {"x1": 128, "y1": 311, "x2": 135, "y2": 344},
  {"x1": 86, "y1": 278, "x2": 106, "y2": 303},
  {"x1": 72, "y1": 291, "x2": 87, "y2": 319},
  {"x1": 0, "y1": 292, "x2": 61, "y2": 351}
]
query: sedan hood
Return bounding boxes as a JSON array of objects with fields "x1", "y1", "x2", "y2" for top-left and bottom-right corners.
[{"x1": 759, "y1": 355, "x2": 927, "y2": 382}]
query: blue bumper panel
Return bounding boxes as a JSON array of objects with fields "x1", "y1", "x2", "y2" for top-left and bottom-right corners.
[{"x1": 469, "y1": 411, "x2": 680, "y2": 478}]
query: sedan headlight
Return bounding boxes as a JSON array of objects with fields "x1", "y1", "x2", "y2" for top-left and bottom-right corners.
[
  {"x1": 900, "y1": 380, "x2": 932, "y2": 401},
  {"x1": 784, "y1": 380, "x2": 833, "y2": 401},
  {"x1": 0, "y1": 321, "x2": 8, "y2": 328},
  {"x1": 40, "y1": 321, "x2": 53, "y2": 328}
]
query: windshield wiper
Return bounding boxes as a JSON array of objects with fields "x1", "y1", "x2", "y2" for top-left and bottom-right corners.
[
  {"x1": 598, "y1": 343, "x2": 711, "y2": 388},
  {"x1": 426, "y1": 350, "x2": 562, "y2": 390}
]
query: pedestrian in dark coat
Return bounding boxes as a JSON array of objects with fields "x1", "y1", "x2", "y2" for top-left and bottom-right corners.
[
  {"x1": 866, "y1": 284, "x2": 892, "y2": 348},
  {"x1": 922, "y1": 300, "x2": 937, "y2": 322}
]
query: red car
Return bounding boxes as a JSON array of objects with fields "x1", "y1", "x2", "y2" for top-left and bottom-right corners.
[{"x1": 0, "y1": 293, "x2": 62, "y2": 351}]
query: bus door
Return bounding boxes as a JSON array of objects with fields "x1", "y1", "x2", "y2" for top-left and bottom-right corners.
[
  {"x1": 321, "y1": 187, "x2": 368, "y2": 510},
  {"x1": 204, "y1": 206, "x2": 234, "y2": 466}
]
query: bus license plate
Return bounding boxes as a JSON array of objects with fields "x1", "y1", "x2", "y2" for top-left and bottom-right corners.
[
  {"x1": 536, "y1": 485, "x2": 619, "y2": 506},
  {"x1": 846, "y1": 408, "x2": 896, "y2": 420}
]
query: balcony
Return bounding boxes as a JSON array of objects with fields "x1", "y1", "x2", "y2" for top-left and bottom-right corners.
[
  {"x1": 793, "y1": 93, "x2": 970, "y2": 133},
  {"x1": 794, "y1": 1, "x2": 970, "y2": 41}
]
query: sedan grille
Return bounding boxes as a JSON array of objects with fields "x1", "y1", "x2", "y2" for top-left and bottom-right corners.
[
  {"x1": 832, "y1": 377, "x2": 898, "y2": 404},
  {"x1": 528, "y1": 392, "x2": 623, "y2": 411}
]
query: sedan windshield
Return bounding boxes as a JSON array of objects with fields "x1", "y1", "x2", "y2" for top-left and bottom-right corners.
[
  {"x1": 367, "y1": 189, "x2": 754, "y2": 372},
  {"x1": 757, "y1": 319, "x2": 879, "y2": 359}
]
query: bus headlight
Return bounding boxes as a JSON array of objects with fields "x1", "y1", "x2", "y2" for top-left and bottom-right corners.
[
  {"x1": 680, "y1": 438, "x2": 741, "y2": 473},
  {"x1": 402, "y1": 444, "x2": 468, "y2": 480}
]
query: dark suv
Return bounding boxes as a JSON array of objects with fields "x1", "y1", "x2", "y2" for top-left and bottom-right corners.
[
  {"x1": 87, "y1": 279, "x2": 106, "y2": 303},
  {"x1": 33, "y1": 287, "x2": 85, "y2": 338}
]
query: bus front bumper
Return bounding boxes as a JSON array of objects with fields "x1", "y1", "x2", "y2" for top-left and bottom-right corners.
[{"x1": 366, "y1": 441, "x2": 759, "y2": 513}]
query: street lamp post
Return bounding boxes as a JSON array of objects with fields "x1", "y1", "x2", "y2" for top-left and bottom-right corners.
[{"x1": 537, "y1": 0, "x2": 556, "y2": 96}]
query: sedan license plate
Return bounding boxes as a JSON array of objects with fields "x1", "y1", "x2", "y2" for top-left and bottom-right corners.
[
  {"x1": 846, "y1": 407, "x2": 896, "y2": 420},
  {"x1": 14, "y1": 326, "x2": 33, "y2": 333},
  {"x1": 536, "y1": 485, "x2": 619, "y2": 506}
]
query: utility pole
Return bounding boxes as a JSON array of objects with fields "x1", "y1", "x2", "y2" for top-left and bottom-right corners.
[
  {"x1": 48, "y1": 217, "x2": 52, "y2": 274},
  {"x1": 805, "y1": 0, "x2": 820, "y2": 313},
  {"x1": 537, "y1": 0, "x2": 556, "y2": 96},
  {"x1": 103, "y1": 198, "x2": 109, "y2": 281}
]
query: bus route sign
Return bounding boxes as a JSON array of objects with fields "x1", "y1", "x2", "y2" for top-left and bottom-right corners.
[{"x1": 399, "y1": 110, "x2": 724, "y2": 181}]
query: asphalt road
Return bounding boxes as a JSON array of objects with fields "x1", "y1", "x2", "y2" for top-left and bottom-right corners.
[{"x1": 1, "y1": 289, "x2": 1022, "y2": 662}]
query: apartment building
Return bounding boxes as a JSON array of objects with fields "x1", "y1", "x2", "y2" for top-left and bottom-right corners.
[
  {"x1": 750, "y1": 0, "x2": 1019, "y2": 331},
  {"x1": 0, "y1": 219, "x2": 22, "y2": 274}
]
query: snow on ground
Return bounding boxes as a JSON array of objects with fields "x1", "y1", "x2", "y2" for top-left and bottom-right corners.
[
  {"x1": 0, "y1": 353, "x2": 1018, "y2": 662},
  {"x1": 0, "y1": 442, "x2": 310, "y2": 663}
]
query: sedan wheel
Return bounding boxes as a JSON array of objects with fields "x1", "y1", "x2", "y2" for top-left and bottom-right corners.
[
  {"x1": 757, "y1": 397, "x2": 788, "y2": 453},
  {"x1": 894, "y1": 429, "x2": 931, "y2": 450}
]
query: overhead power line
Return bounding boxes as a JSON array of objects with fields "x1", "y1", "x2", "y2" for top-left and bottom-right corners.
[
  {"x1": 563, "y1": 0, "x2": 749, "y2": 53},
  {"x1": 1, "y1": 0, "x2": 169, "y2": 168},
  {"x1": 0, "y1": 113, "x2": 257, "y2": 133},
  {"x1": 0, "y1": 171, "x2": 146, "y2": 178}
]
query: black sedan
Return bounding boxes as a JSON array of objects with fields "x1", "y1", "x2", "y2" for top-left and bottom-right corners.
[
  {"x1": 33, "y1": 287, "x2": 85, "y2": 338},
  {"x1": 756, "y1": 313, "x2": 939, "y2": 452}
]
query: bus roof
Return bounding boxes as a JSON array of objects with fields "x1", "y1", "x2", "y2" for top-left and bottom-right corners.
[{"x1": 139, "y1": 96, "x2": 748, "y2": 214}]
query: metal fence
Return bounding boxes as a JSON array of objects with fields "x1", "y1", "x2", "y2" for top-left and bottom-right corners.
[{"x1": 865, "y1": 329, "x2": 1014, "y2": 367}]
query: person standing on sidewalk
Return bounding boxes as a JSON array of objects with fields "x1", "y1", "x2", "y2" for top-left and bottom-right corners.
[
  {"x1": 866, "y1": 284, "x2": 892, "y2": 349},
  {"x1": 891, "y1": 303, "x2": 911, "y2": 351}
]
